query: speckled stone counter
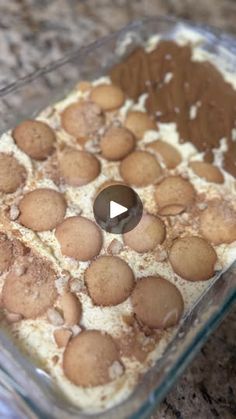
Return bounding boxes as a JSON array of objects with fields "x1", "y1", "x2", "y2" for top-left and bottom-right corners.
[{"x1": 0, "y1": 1, "x2": 236, "y2": 418}]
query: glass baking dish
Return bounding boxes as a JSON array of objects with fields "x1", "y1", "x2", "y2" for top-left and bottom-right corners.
[{"x1": 0, "y1": 15, "x2": 236, "y2": 419}]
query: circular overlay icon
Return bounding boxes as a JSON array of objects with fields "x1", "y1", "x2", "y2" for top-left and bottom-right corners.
[{"x1": 93, "y1": 185, "x2": 143, "y2": 234}]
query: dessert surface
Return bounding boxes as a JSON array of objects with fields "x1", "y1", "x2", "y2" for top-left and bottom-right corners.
[{"x1": 0, "y1": 32, "x2": 236, "y2": 414}]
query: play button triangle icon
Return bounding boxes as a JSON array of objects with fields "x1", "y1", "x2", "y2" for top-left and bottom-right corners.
[{"x1": 109, "y1": 200, "x2": 128, "y2": 219}]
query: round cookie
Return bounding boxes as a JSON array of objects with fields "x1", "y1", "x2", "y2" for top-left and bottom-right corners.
[
  {"x1": 124, "y1": 111, "x2": 156, "y2": 140},
  {"x1": 58, "y1": 148, "x2": 100, "y2": 187},
  {"x1": 0, "y1": 233, "x2": 13, "y2": 272},
  {"x1": 13, "y1": 120, "x2": 55, "y2": 160},
  {"x1": 169, "y1": 236, "x2": 217, "y2": 281},
  {"x1": 131, "y1": 276, "x2": 184, "y2": 329},
  {"x1": 85, "y1": 256, "x2": 134, "y2": 306},
  {"x1": 155, "y1": 176, "x2": 195, "y2": 215},
  {"x1": 55, "y1": 216, "x2": 102, "y2": 261},
  {"x1": 189, "y1": 161, "x2": 224, "y2": 184},
  {"x1": 200, "y1": 201, "x2": 236, "y2": 244},
  {"x1": 2, "y1": 255, "x2": 57, "y2": 318},
  {"x1": 61, "y1": 101, "x2": 104, "y2": 138},
  {"x1": 0, "y1": 154, "x2": 26, "y2": 193},
  {"x1": 120, "y1": 150, "x2": 162, "y2": 187},
  {"x1": 19, "y1": 188, "x2": 67, "y2": 232},
  {"x1": 100, "y1": 126, "x2": 135, "y2": 161},
  {"x1": 123, "y1": 214, "x2": 166, "y2": 253},
  {"x1": 90, "y1": 84, "x2": 125, "y2": 111},
  {"x1": 63, "y1": 330, "x2": 122, "y2": 387},
  {"x1": 147, "y1": 140, "x2": 181, "y2": 169}
]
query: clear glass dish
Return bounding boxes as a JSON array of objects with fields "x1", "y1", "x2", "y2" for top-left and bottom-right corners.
[{"x1": 0, "y1": 15, "x2": 236, "y2": 418}]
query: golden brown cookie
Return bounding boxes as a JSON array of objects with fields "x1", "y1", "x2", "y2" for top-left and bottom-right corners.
[
  {"x1": 123, "y1": 214, "x2": 166, "y2": 253},
  {"x1": 55, "y1": 216, "x2": 102, "y2": 261},
  {"x1": 147, "y1": 140, "x2": 181, "y2": 169},
  {"x1": 85, "y1": 256, "x2": 134, "y2": 306},
  {"x1": 100, "y1": 126, "x2": 135, "y2": 161},
  {"x1": 60, "y1": 292, "x2": 82, "y2": 326},
  {"x1": 61, "y1": 101, "x2": 104, "y2": 139},
  {"x1": 120, "y1": 150, "x2": 162, "y2": 187},
  {"x1": 124, "y1": 111, "x2": 156, "y2": 140},
  {"x1": 0, "y1": 233, "x2": 13, "y2": 272},
  {"x1": 90, "y1": 84, "x2": 125, "y2": 111},
  {"x1": 169, "y1": 236, "x2": 217, "y2": 281},
  {"x1": 189, "y1": 161, "x2": 224, "y2": 184},
  {"x1": 2, "y1": 255, "x2": 57, "y2": 318},
  {"x1": 63, "y1": 330, "x2": 122, "y2": 387},
  {"x1": 0, "y1": 154, "x2": 26, "y2": 193},
  {"x1": 19, "y1": 188, "x2": 67, "y2": 232},
  {"x1": 200, "y1": 201, "x2": 236, "y2": 244},
  {"x1": 58, "y1": 148, "x2": 100, "y2": 186},
  {"x1": 155, "y1": 176, "x2": 195, "y2": 215},
  {"x1": 131, "y1": 276, "x2": 184, "y2": 329},
  {"x1": 12, "y1": 120, "x2": 56, "y2": 160}
]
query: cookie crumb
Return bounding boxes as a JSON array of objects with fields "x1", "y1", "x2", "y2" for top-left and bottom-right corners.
[
  {"x1": 71, "y1": 324, "x2": 82, "y2": 336},
  {"x1": 84, "y1": 139, "x2": 101, "y2": 154},
  {"x1": 197, "y1": 202, "x2": 208, "y2": 211},
  {"x1": 108, "y1": 361, "x2": 123, "y2": 380},
  {"x1": 55, "y1": 272, "x2": 70, "y2": 295},
  {"x1": 5, "y1": 311, "x2": 22, "y2": 323},
  {"x1": 54, "y1": 328, "x2": 72, "y2": 348},
  {"x1": 107, "y1": 239, "x2": 123, "y2": 255},
  {"x1": 47, "y1": 308, "x2": 64, "y2": 326},
  {"x1": 60, "y1": 292, "x2": 82, "y2": 326},
  {"x1": 9, "y1": 204, "x2": 20, "y2": 221},
  {"x1": 155, "y1": 248, "x2": 167, "y2": 262},
  {"x1": 52, "y1": 355, "x2": 59, "y2": 365},
  {"x1": 70, "y1": 278, "x2": 84, "y2": 293}
]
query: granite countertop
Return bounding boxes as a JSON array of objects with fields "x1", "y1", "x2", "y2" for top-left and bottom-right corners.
[{"x1": 0, "y1": 1, "x2": 236, "y2": 418}]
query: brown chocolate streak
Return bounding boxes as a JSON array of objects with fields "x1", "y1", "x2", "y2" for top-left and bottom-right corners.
[{"x1": 110, "y1": 41, "x2": 236, "y2": 176}]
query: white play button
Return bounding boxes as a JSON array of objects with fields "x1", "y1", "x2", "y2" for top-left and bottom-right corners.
[{"x1": 109, "y1": 200, "x2": 128, "y2": 219}]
